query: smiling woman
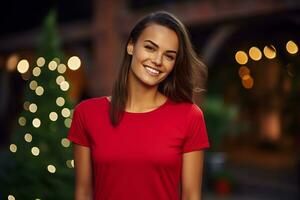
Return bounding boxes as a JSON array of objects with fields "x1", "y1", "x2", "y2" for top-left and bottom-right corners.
[{"x1": 67, "y1": 11, "x2": 210, "y2": 200}]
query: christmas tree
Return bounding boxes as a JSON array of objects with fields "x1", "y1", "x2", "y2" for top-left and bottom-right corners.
[{"x1": 0, "y1": 10, "x2": 78, "y2": 199}]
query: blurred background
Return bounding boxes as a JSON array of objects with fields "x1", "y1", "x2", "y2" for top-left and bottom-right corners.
[{"x1": 0, "y1": 0, "x2": 300, "y2": 199}]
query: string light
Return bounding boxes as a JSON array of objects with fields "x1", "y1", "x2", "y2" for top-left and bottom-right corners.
[
  {"x1": 32, "y1": 118, "x2": 41, "y2": 128},
  {"x1": 32, "y1": 67, "x2": 41, "y2": 77},
  {"x1": 8, "y1": 195, "x2": 16, "y2": 200},
  {"x1": 29, "y1": 103, "x2": 38, "y2": 113},
  {"x1": 57, "y1": 63, "x2": 67, "y2": 74},
  {"x1": 249, "y1": 46, "x2": 262, "y2": 61},
  {"x1": 61, "y1": 108, "x2": 71, "y2": 118},
  {"x1": 37, "y1": 57, "x2": 46, "y2": 67},
  {"x1": 67, "y1": 56, "x2": 81, "y2": 70},
  {"x1": 56, "y1": 76, "x2": 65, "y2": 85},
  {"x1": 23, "y1": 101, "x2": 30, "y2": 110},
  {"x1": 17, "y1": 59, "x2": 30, "y2": 74},
  {"x1": 35, "y1": 86, "x2": 44, "y2": 96},
  {"x1": 56, "y1": 97, "x2": 65, "y2": 107},
  {"x1": 64, "y1": 118, "x2": 72, "y2": 128},
  {"x1": 61, "y1": 138, "x2": 70, "y2": 148},
  {"x1": 18, "y1": 116, "x2": 26, "y2": 126},
  {"x1": 60, "y1": 81, "x2": 70, "y2": 91},
  {"x1": 235, "y1": 51, "x2": 248, "y2": 65},
  {"x1": 49, "y1": 112, "x2": 58, "y2": 121},
  {"x1": 286, "y1": 40, "x2": 298, "y2": 54},
  {"x1": 48, "y1": 60, "x2": 58, "y2": 71},
  {"x1": 9, "y1": 144, "x2": 17, "y2": 153},
  {"x1": 29, "y1": 80, "x2": 38, "y2": 90},
  {"x1": 47, "y1": 165, "x2": 56, "y2": 173},
  {"x1": 31, "y1": 147, "x2": 40, "y2": 156},
  {"x1": 24, "y1": 133, "x2": 33, "y2": 142},
  {"x1": 263, "y1": 45, "x2": 276, "y2": 59}
]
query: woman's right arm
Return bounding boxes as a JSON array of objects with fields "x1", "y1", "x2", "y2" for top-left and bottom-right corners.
[{"x1": 73, "y1": 143, "x2": 93, "y2": 200}]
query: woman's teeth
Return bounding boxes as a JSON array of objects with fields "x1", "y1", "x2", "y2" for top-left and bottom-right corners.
[{"x1": 144, "y1": 66, "x2": 160, "y2": 76}]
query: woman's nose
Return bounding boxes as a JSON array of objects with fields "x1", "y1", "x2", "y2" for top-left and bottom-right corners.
[{"x1": 152, "y1": 52, "x2": 163, "y2": 66}]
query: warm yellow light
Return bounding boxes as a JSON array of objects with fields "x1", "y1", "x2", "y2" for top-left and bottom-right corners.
[
  {"x1": 31, "y1": 146, "x2": 40, "y2": 156},
  {"x1": 56, "y1": 97, "x2": 65, "y2": 107},
  {"x1": 286, "y1": 40, "x2": 298, "y2": 54},
  {"x1": 263, "y1": 45, "x2": 276, "y2": 59},
  {"x1": 17, "y1": 59, "x2": 30, "y2": 74},
  {"x1": 9, "y1": 144, "x2": 17, "y2": 153},
  {"x1": 32, "y1": 67, "x2": 41, "y2": 77},
  {"x1": 61, "y1": 108, "x2": 71, "y2": 118},
  {"x1": 18, "y1": 116, "x2": 26, "y2": 126},
  {"x1": 6, "y1": 54, "x2": 19, "y2": 72},
  {"x1": 23, "y1": 101, "x2": 30, "y2": 110},
  {"x1": 37, "y1": 57, "x2": 46, "y2": 67},
  {"x1": 35, "y1": 86, "x2": 44, "y2": 96},
  {"x1": 67, "y1": 56, "x2": 81, "y2": 70},
  {"x1": 66, "y1": 160, "x2": 73, "y2": 168},
  {"x1": 32, "y1": 118, "x2": 41, "y2": 128},
  {"x1": 48, "y1": 60, "x2": 58, "y2": 71},
  {"x1": 29, "y1": 80, "x2": 38, "y2": 90},
  {"x1": 242, "y1": 74, "x2": 251, "y2": 80},
  {"x1": 64, "y1": 118, "x2": 72, "y2": 128},
  {"x1": 242, "y1": 76, "x2": 254, "y2": 89},
  {"x1": 71, "y1": 159, "x2": 74, "y2": 168},
  {"x1": 47, "y1": 165, "x2": 56, "y2": 173},
  {"x1": 235, "y1": 51, "x2": 248, "y2": 65},
  {"x1": 8, "y1": 195, "x2": 16, "y2": 200},
  {"x1": 24, "y1": 133, "x2": 33, "y2": 142},
  {"x1": 249, "y1": 46, "x2": 262, "y2": 61},
  {"x1": 57, "y1": 63, "x2": 67, "y2": 74},
  {"x1": 238, "y1": 66, "x2": 250, "y2": 78},
  {"x1": 61, "y1": 138, "x2": 71, "y2": 148},
  {"x1": 53, "y1": 57, "x2": 60, "y2": 64},
  {"x1": 56, "y1": 75, "x2": 65, "y2": 85},
  {"x1": 60, "y1": 81, "x2": 70, "y2": 91},
  {"x1": 29, "y1": 103, "x2": 38, "y2": 113},
  {"x1": 49, "y1": 112, "x2": 58, "y2": 121}
]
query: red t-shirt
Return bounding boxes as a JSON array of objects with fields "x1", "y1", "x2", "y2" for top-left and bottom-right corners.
[{"x1": 67, "y1": 96, "x2": 210, "y2": 200}]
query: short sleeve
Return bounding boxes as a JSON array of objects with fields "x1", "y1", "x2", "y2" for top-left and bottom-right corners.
[
  {"x1": 67, "y1": 104, "x2": 90, "y2": 147},
  {"x1": 182, "y1": 104, "x2": 210, "y2": 153}
]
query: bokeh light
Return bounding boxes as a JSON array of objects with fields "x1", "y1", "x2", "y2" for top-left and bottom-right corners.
[
  {"x1": 9, "y1": 144, "x2": 17, "y2": 153},
  {"x1": 60, "y1": 81, "x2": 70, "y2": 91},
  {"x1": 48, "y1": 60, "x2": 58, "y2": 71},
  {"x1": 17, "y1": 59, "x2": 30, "y2": 74},
  {"x1": 32, "y1": 118, "x2": 41, "y2": 128},
  {"x1": 32, "y1": 67, "x2": 41, "y2": 77},
  {"x1": 249, "y1": 46, "x2": 262, "y2": 61},
  {"x1": 29, "y1": 103, "x2": 38, "y2": 113},
  {"x1": 61, "y1": 138, "x2": 71, "y2": 148},
  {"x1": 286, "y1": 40, "x2": 298, "y2": 54},
  {"x1": 57, "y1": 63, "x2": 67, "y2": 74},
  {"x1": 31, "y1": 147, "x2": 40, "y2": 156},
  {"x1": 56, "y1": 76, "x2": 65, "y2": 85},
  {"x1": 263, "y1": 45, "x2": 276, "y2": 59},
  {"x1": 235, "y1": 51, "x2": 248, "y2": 65},
  {"x1": 49, "y1": 112, "x2": 58, "y2": 121},
  {"x1": 29, "y1": 80, "x2": 38, "y2": 90},
  {"x1": 67, "y1": 56, "x2": 81, "y2": 70},
  {"x1": 18, "y1": 116, "x2": 26, "y2": 126},
  {"x1": 35, "y1": 86, "x2": 44, "y2": 96},
  {"x1": 47, "y1": 165, "x2": 56, "y2": 173},
  {"x1": 24, "y1": 133, "x2": 33, "y2": 143},
  {"x1": 6, "y1": 54, "x2": 19, "y2": 72},
  {"x1": 61, "y1": 108, "x2": 71, "y2": 118},
  {"x1": 56, "y1": 97, "x2": 65, "y2": 107},
  {"x1": 37, "y1": 57, "x2": 46, "y2": 67}
]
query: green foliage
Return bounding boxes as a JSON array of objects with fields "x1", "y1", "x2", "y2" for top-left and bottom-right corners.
[
  {"x1": 202, "y1": 95, "x2": 245, "y2": 151},
  {"x1": 0, "y1": 9, "x2": 75, "y2": 199}
]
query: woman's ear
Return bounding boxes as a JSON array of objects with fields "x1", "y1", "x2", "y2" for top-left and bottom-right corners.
[{"x1": 127, "y1": 41, "x2": 134, "y2": 55}]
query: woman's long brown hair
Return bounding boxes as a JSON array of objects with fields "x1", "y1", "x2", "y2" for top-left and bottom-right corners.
[{"x1": 109, "y1": 11, "x2": 207, "y2": 127}]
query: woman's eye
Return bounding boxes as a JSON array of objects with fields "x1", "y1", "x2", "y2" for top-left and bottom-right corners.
[
  {"x1": 145, "y1": 46, "x2": 154, "y2": 51},
  {"x1": 166, "y1": 55, "x2": 175, "y2": 60}
]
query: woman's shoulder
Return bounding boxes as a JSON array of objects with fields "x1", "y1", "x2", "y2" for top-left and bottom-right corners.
[{"x1": 169, "y1": 99, "x2": 204, "y2": 116}]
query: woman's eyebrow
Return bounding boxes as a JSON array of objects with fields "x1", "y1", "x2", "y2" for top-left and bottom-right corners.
[{"x1": 144, "y1": 39, "x2": 177, "y2": 54}]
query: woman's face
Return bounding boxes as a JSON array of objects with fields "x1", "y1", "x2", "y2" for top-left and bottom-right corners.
[{"x1": 127, "y1": 24, "x2": 179, "y2": 88}]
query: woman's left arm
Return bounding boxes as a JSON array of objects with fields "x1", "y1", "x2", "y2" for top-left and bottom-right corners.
[{"x1": 181, "y1": 150, "x2": 205, "y2": 200}]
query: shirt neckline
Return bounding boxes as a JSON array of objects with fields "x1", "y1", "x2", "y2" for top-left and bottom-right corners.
[{"x1": 104, "y1": 96, "x2": 170, "y2": 115}]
